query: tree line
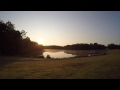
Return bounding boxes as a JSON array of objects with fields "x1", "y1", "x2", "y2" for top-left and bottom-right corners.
[
  {"x1": 107, "y1": 43, "x2": 120, "y2": 49},
  {"x1": 64, "y1": 43, "x2": 106, "y2": 50},
  {"x1": 0, "y1": 20, "x2": 43, "y2": 56},
  {"x1": 44, "y1": 45, "x2": 63, "y2": 49},
  {"x1": 44, "y1": 43, "x2": 120, "y2": 50},
  {"x1": 44, "y1": 43, "x2": 106, "y2": 50}
]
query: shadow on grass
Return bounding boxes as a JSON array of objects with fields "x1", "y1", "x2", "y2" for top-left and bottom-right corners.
[
  {"x1": 0, "y1": 57, "x2": 31, "y2": 68},
  {"x1": 0, "y1": 56, "x2": 46, "y2": 68},
  {"x1": 0, "y1": 60, "x2": 17, "y2": 68}
]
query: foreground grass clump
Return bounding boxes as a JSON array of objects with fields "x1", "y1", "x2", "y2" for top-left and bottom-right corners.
[{"x1": 0, "y1": 49, "x2": 120, "y2": 79}]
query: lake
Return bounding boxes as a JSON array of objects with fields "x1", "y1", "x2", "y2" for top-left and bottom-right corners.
[{"x1": 42, "y1": 49, "x2": 106, "y2": 59}]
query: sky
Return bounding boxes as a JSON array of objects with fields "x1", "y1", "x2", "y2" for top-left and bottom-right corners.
[{"x1": 0, "y1": 11, "x2": 120, "y2": 46}]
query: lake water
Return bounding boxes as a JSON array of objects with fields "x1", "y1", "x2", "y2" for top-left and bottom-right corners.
[
  {"x1": 43, "y1": 51, "x2": 76, "y2": 58},
  {"x1": 43, "y1": 49, "x2": 105, "y2": 59}
]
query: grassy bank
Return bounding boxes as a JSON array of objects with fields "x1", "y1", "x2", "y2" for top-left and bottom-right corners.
[{"x1": 0, "y1": 50, "x2": 120, "y2": 79}]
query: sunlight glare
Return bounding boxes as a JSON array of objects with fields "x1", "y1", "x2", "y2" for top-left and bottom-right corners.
[{"x1": 38, "y1": 40, "x2": 43, "y2": 45}]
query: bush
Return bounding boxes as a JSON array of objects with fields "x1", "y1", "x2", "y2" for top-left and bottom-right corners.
[{"x1": 46, "y1": 55, "x2": 51, "y2": 59}]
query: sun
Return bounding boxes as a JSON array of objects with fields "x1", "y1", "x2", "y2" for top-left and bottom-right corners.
[{"x1": 38, "y1": 40, "x2": 43, "y2": 45}]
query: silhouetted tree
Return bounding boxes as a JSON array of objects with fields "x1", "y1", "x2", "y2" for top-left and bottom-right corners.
[
  {"x1": 44, "y1": 45, "x2": 63, "y2": 49},
  {"x1": 0, "y1": 20, "x2": 43, "y2": 56},
  {"x1": 44, "y1": 43, "x2": 106, "y2": 50},
  {"x1": 63, "y1": 43, "x2": 106, "y2": 50},
  {"x1": 107, "y1": 43, "x2": 119, "y2": 49},
  {"x1": 6, "y1": 21, "x2": 15, "y2": 30},
  {"x1": 21, "y1": 30, "x2": 27, "y2": 39}
]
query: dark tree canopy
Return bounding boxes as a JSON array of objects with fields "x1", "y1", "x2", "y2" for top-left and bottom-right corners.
[
  {"x1": 44, "y1": 43, "x2": 106, "y2": 50},
  {"x1": 0, "y1": 20, "x2": 43, "y2": 56},
  {"x1": 107, "y1": 43, "x2": 120, "y2": 49}
]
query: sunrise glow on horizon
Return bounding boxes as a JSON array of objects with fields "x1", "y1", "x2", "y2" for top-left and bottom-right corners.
[{"x1": 0, "y1": 11, "x2": 120, "y2": 46}]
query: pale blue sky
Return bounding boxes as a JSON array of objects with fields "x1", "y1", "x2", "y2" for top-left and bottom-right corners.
[{"x1": 0, "y1": 11, "x2": 120, "y2": 46}]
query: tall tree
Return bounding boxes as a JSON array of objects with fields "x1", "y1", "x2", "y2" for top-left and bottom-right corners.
[{"x1": 0, "y1": 20, "x2": 43, "y2": 56}]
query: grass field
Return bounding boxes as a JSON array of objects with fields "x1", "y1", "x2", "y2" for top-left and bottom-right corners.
[{"x1": 0, "y1": 49, "x2": 120, "y2": 79}]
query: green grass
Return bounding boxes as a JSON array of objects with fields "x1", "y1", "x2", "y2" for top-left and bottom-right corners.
[{"x1": 0, "y1": 49, "x2": 120, "y2": 79}]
